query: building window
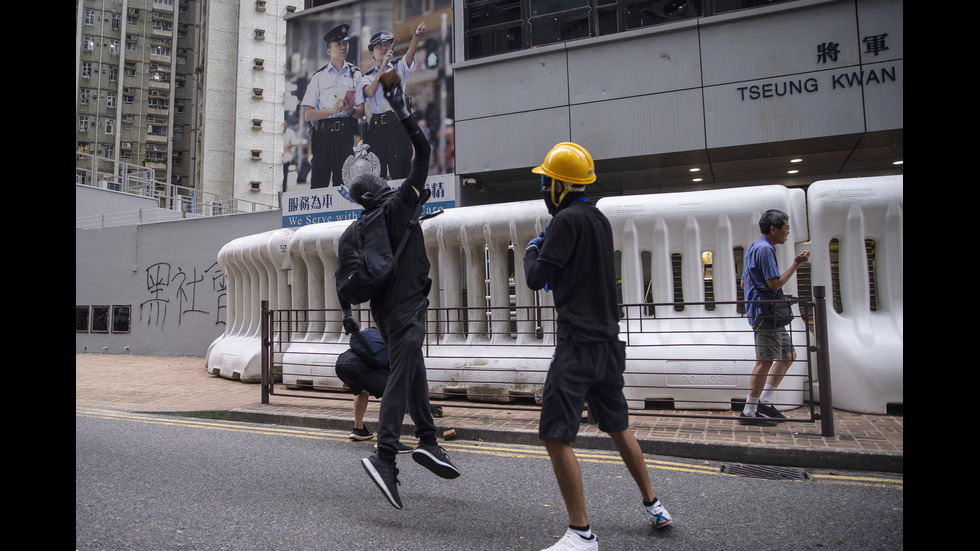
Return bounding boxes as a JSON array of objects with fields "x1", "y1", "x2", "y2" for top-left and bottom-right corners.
[
  {"x1": 79, "y1": 116, "x2": 89, "y2": 133},
  {"x1": 105, "y1": 119, "x2": 115, "y2": 135},
  {"x1": 464, "y1": 0, "x2": 797, "y2": 60},
  {"x1": 106, "y1": 92, "x2": 117, "y2": 108},
  {"x1": 148, "y1": 121, "x2": 167, "y2": 137},
  {"x1": 91, "y1": 306, "x2": 111, "y2": 333},
  {"x1": 153, "y1": 19, "x2": 173, "y2": 33},
  {"x1": 528, "y1": 0, "x2": 591, "y2": 48},
  {"x1": 76, "y1": 306, "x2": 91, "y2": 332},
  {"x1": 112, "y1": 305, "x2": 132, "y2": 333}
]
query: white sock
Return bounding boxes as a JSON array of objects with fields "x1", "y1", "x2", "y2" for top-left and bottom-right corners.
[
  {"x1": 760, "y1": 384, "x2": 776, "y2": 405},
  {"x1": 743, "y1": 395, "x2": 759, "y2": 416},
  {"x1": 569, "y1": 526, "x2": 593, "y2": 540}
]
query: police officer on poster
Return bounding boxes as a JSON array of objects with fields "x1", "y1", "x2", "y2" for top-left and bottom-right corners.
[
  {"x1": 302, "y1": 24, "x2": 364, "y2": 188},
  {"x1": 358, "y1": 22, "x2": 425, "y2": 180}
]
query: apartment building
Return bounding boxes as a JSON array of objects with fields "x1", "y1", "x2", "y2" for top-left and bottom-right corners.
[
  {"x1": 75, "y1": 0, "x2": 202, "y2": 193},
  {"x1": 76, "y1": 0, "x2": 303, "y2": 212}
]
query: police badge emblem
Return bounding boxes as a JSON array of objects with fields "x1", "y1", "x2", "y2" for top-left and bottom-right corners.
[{"x1": 342, "y1": 141, "x2": 382, "y2": 186}]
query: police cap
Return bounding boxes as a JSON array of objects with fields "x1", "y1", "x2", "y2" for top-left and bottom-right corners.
[
  {"x1": 323, "y1": 24, "x2": 350, "y2": 44},
  {"x1": 368, "y1": 31, "x2": 394, "y2": 51}
]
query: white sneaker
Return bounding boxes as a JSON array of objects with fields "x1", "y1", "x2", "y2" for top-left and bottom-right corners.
[
  {"x1": 647, "y1": 499, "x2": 673, "y2": 528},
  {"x1": 541, "y1": 529, "x2": 598, "y2": 550}
]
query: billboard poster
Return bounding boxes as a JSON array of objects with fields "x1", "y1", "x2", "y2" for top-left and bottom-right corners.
[{"x1": 282, "y1": 0, "x2": 455, "y2": 229}]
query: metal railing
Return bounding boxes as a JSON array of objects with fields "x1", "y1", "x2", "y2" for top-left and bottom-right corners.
[
  {"x1": 259, "y1": 286, "x2": 835, "y2": 436},
  {"x1": 75, "y1": 152, "x2": 278, "y2": 228}
]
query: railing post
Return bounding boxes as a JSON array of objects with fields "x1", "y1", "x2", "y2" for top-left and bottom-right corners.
[
  {"x1": 261, "y1": 300, "x2": 271, "y2": 404},
  {"x1": 812, "y1": 285, "x2": 835, "y2": 437}
]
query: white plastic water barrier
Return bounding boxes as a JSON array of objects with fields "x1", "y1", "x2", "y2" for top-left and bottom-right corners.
[
  {"x1": 205, "y1": 181, "x2": 903, "y2": 415},
  {"x1": 205, "y1": 228, "x2": 293, "y2": 382},
  {"x1": 278, "y1": 220, "x2": 363, "y2": 389},
  {"x1": 806, "y1": 176, "x2": 903, "y2": 414},
  {"x1": 275, "y1": 200, "x2": 557, "y2": 397},
  {"x1": 599, "y1": 185, "x2": 809, "y2": 409}
]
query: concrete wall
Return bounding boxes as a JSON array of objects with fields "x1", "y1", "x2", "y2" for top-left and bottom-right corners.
[
  {"x1": 76, "y1": 210, "x2": 282, "y2": 356},
  {"x1": 76, "y1": 184, "x2": 160, "y2": 219}
]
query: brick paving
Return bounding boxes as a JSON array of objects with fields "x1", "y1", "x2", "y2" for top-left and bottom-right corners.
[{"x1": 76, "y1": 353, "x2": 902, "y2": 472}]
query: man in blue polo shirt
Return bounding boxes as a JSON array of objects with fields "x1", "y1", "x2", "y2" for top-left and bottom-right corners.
[{"x1": 739, "y1": 209, "x2": 810, "y2": 426}]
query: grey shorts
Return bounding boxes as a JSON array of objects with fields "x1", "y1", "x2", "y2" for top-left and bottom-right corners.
[{"x1": 752, "y1": 319, "x2": 794, "y2": 360}]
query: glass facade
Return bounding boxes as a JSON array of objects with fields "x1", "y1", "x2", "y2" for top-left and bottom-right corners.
[{"x1": 464, "y1": 0, "x2": 796, "y2": 60}]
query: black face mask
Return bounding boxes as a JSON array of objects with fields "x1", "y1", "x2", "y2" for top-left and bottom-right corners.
[
  {"x1": 540, "y1": 175, "x2": 567, "y2": 216},
  {"x1": 541, "y1": 176, "x2": 586, "y2": 216},
  {"x1": 541, "y1": 185, "x2": 558, "y2": 216}
]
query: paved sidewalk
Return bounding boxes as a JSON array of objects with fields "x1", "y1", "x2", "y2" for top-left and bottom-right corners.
[{"x1": 75, "y1": 353, "x2": 903, "y2": 473}]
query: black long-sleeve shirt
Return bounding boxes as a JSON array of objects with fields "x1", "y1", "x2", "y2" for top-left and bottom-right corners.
[{"x1": 373, "y1": 116, "x2": 432, "y2": 310}]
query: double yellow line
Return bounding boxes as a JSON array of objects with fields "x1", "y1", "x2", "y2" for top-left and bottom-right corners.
[{"x1": 76, "y1": 407, "x2": 902, "y2": 489}]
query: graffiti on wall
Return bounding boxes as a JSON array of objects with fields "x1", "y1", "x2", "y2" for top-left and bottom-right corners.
[{"x1": 140, "y1": 261, "x2": 226, "y2": 328}]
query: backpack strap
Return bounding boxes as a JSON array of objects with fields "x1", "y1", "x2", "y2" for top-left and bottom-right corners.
[{"x1": 392, "y1": 201, "x2": 424, "y2": 262}]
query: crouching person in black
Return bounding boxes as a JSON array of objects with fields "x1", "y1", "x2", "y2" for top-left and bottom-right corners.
[
  {"x1": 335, "y1": 325, "x2": 443, "y2": 449},
  {"x1": 347, "y1": 70, "x2": 459, "y2": 511}
]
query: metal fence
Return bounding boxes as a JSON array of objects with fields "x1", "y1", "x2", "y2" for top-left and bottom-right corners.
[
  {"x1": 259, "y1": 286, "x2": 835, "y2": 436},
  {"x1": 76, "y1": 152, "x2": 278, "y2": 229}
]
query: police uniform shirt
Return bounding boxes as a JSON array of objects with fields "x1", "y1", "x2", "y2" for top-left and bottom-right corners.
[
  {"x1": 533, "y1": 199, "x2": 621, "y2": 343},
  {"x1": 357, "y1": 56, "x2": 415, "y2": 116},
  {"x1": 302, "y1": 62, "x2": 361, "y2": 118}
]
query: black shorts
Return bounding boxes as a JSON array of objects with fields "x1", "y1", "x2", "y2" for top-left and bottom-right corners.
[{"x1": 538, "y1": 337, "x2": 630, "y2": 442}]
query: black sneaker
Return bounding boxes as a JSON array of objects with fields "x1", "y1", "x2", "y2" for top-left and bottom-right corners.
[
  {"x1": 738, "y1": 412, "x2": 778, "y2": 427},
  {"x1": 412, "y1": 442, "x2": 460, "y2": 479},
  {"x1": 350, "y1": 426, "x2": 374, "y2": 441},
  {"x1": 430, "y1": 405, "x2": 444, "y2": 418},
  {"x1": 361, "y1": 454, "x2": 402, "y2": 509},
  {"x1": 756, "y1": 403, "x2": 786, "y2": 419}
]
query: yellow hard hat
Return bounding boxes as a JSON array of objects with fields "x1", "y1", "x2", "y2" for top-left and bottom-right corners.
[{"x1": 532, "y1": 142, "x2": 596, "y2": 185}]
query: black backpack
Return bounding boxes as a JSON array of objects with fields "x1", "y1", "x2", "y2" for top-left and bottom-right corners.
[{"x1": 335, "y1": 197, "x2": 421, "y2": 305}]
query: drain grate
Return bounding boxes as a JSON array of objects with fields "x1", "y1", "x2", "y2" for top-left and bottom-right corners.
[{"x1": 720, "y1": 463, "x2": 810, "y2": 481}]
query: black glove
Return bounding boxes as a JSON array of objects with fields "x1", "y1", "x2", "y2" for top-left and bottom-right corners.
[
  {"x1": 342, "y1": 310, "x2": 359, "y2": 335},
  {"x1": 380, "y1": 69, "x2": 411, "y2": 121}
]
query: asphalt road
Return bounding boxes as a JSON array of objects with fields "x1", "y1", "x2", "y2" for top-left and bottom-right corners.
[{"x1": 76, "y1": 407, "x2": 903, "y2": 550}]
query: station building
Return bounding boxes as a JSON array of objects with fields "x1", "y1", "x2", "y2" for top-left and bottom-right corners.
[{"x1": 449, "y1": 0, "x2": 902, "y2": 205}]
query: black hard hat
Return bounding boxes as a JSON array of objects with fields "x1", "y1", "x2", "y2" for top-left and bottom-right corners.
[{"x1": 323, "y1": 24, "x2": 350, "y2": 44}]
